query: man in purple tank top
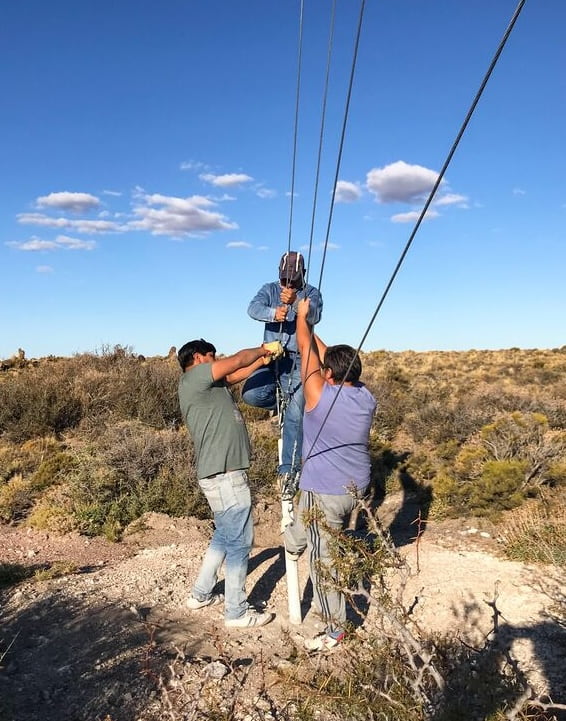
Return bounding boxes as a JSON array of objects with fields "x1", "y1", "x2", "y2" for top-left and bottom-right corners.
[{"x1": 284, "y1": 298, "x2": 376, "y2": 652}]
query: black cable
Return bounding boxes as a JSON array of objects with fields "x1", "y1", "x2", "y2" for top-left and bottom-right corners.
[
  {"x1": 303, "y1": 0, "x2": 529, "y2": 466},
  {"x1": 286, "y1": 0, "x2": 305, "y2": 256},
  {"x1": 305, "y1": 0, "x2": 337, "y2": 285},
  {"x1": 315, "y1": 0, "x2": 366, "y2": 297}
]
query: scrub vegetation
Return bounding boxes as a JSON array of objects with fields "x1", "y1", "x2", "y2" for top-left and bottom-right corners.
[{"x1": 0, "y1": 343, "x2": 564, "y2": 558}]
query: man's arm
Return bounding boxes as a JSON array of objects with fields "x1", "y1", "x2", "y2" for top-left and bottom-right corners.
[
  {"x1": 247, "y1": 283, "x2": 278, "y2": 323},
  {"x1": 296, "y1": 299, "x2": 324, "y2": 409},
  {"x1": 211, "y1": 346, "x2": 271, "y2": 384},
  {"x1": 312, "y1": 333, "x2": 327, "y2": 361}
]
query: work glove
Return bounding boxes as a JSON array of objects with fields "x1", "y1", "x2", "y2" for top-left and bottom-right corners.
[{"x1": 262, "y1": 340, "x2": 284, "y2": 364}]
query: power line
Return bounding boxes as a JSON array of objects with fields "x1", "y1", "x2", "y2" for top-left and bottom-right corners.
[{"x1": 303, "y1": 0, "x2": 529, "y2": 466}]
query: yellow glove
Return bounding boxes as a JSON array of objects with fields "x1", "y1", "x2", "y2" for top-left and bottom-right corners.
[{"x1": 262, "y1": 340, "x2": 284, "y2": 364}]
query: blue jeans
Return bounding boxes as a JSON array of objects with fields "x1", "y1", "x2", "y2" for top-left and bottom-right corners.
[
  {"x1": 192, "y1": 470, "x2": 253, "y2": 620},
  {"x1": 241, "y1": 357, "x2": 303, "y2": 475}
]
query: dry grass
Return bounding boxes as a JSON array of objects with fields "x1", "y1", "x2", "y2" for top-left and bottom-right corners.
[{"x1": 498, "y1": 491, "x2": 566, "y2": 565}]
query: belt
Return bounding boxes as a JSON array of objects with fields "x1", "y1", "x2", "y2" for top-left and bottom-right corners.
[{"x1": 202, "y1": 468, "x2": 244, "y2": 480}]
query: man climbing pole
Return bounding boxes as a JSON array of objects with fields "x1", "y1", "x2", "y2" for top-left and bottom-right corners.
[{"x1": 242, "y1": 251, "x2": 323, "y2": 494}]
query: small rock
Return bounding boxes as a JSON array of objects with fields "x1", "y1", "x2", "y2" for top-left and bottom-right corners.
[{"x1": 202, "y1": 660, "x2": 229, "y2": 679}]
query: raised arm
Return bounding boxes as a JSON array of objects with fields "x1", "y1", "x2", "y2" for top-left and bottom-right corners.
[
  {"x1": 296, "y1": 298, "x2": 324, "y2": 409},
  {"x1": 211, "y1": 346, "x2": 272, "y2": 384},
  {"x1": 312, "y1": 333, "x2": 327, "y2": 362}
]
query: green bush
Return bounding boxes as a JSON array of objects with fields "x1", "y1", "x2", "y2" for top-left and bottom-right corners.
[
  {"x1": 30, "y1": 451, "x2": 77, "y2": 490},
  {"x1": 467, "y1": 460, "x2": 527, "y2": 516}
]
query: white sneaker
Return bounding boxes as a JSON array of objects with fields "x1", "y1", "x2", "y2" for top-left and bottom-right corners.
[
  {"x1": 186, "y1": 593, "x2": 224, "y2": 610},
  {"x1": 225, "y1": 609, "x2": 274, "y2": 628},
  {"x1": 304, "y1": 632, "x2": 345, "y2": 652}
]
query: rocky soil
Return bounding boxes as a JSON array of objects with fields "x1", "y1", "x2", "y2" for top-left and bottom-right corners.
[{"x1": 1, "y1": 493, "x2": 565, "y2": 721}]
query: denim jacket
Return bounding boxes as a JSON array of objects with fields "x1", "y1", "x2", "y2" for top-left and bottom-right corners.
[{"x1": 247, "y1": 280, "x2": 323, "y2": 354}]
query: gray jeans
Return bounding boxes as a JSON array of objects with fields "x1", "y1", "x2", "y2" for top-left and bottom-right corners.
[{"x1": 284, "y1": 490, "x2": 359, "y2": 635}]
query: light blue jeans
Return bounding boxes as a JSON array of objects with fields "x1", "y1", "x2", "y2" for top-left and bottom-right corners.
[
  {"x1": 241, "y1": 357, "x2": 303, "y2": 475},
  {"x1": 192, "y1": 470, "x2": 253, "y2": 620}
]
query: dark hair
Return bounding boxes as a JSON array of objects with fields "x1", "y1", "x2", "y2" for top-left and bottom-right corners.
[
  {"x1": 324, "y1": 344, "x2": 362, "y2": 383},
  {"x1": 177, "y1": 339, "x2": 216, "y2": 370}
]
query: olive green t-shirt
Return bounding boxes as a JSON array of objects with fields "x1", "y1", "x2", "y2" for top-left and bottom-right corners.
[{"x1": 178, "y1": 363, "x2": 251, "y2": 480}]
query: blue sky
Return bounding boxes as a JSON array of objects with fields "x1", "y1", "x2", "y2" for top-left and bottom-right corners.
[{"x1": 1, "y1": 0, "x2": 564, "y2": 359}]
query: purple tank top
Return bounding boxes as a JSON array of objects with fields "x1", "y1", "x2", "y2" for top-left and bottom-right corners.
[{"x1": 300, "y1": 382, "x2": 376, "y2": 495}]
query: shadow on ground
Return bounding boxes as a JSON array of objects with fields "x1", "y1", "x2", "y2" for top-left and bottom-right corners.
[{"x1": 0, "y1": 587, "x2": 172, "y2": 721}]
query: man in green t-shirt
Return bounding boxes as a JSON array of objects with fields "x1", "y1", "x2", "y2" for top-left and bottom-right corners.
[{"x1": 178, "y1": 338, "x2": 275, "y2": 628}]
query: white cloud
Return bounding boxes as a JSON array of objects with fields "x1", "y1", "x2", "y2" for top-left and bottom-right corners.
[
  {"x1": 200, "y1": 172, "x2": 253, "y2": 188},
  {"x1": 256, "y1": 187, "x2": 277, "y2": 199},
  {"x1": 513, "y1": 187, "x2": 526, "y2": 196},
  {"x1": 226, "y1": 241, "x2": 252, "y2": 249},
  {"x1": 17, "y1": 213, "x2": 124, "y2": 234},
  {"x1": 36, "y1": 191, "x2": 100, "y2": 213},
  {"x1": 36, "y1": 265, "x2": 54, "y2": 273},
  {"x1": 434, "y1": 193, "x2": 468, "y2": 208},
  {"x1": 7, "y1": 237, "x2": 59, "y2": 251},
  {"x1": 6, "y1": 234, "x2": 96, "y2": 251},
  {"x1": 55, "y1": 234, "x2": 96, "y2": 250},
  {"x1": 180, "y1": 160, "x2": 209, "y2": 172},
  {"x1": 366, "y1": 161, "x2": 441, "y2": 203},
  {"x1": 335, "y1": 180, "x2": 362, "y2": 203},
  {"x1": 129, "y1": 193, "x2": 237, "y2": 237},
  {"x1": 102, "y1": 189, "x2": 122, "y2": 197},
  {"x1": 16, "y1": 187, "x2": 237, "y2": 242},
  {"x1": 391, "y1": 209, "x2": 439, "y2": 223}
]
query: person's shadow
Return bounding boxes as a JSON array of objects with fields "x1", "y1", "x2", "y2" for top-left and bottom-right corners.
[
  {"x1": 354, "y1": 447, "x2": 432, "y2": 549},
  {"x1": 431, "y1": 585, "x2": 566, "y2": 721}
]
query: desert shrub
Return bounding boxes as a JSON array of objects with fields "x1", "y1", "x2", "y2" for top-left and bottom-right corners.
[
  {"x1": 29, "y1": 451, "x2": 77, "y2": 490},
  {"x1": 498, "y1": 491, "x2": 566, "y2": 566},
  {"x1": 431, "y1": 412, "x2": 566, "y2": 518},
  {"x1": 0, "y1": 349, "x2": 181, "y2": 443},
  {"x1": 0, "y1": 474, "x2": 34, "y2": 521},
  {"x1": 64, "y1": 422, "x2": 208, "y2": 538},
  {"x1": 73, "y1": 351, "x2": 181, "y2": 431},
  {"x1": 34, "y1": 561, "x2": 78, "y2": 582},
  {"x1": 290, "y1": 637, "x2": 426, "y2": 721},
  {"x1": 434, "y1": 459, "x2": 527, "y2": 520},
  {"x1": 0, "y1": 363, "x2": 83, "y2": 442},
  {"x1": 480, "y1": 412, "x2": 566, "y2": 487},
  {"x1": 26, "y1": 488, "x2": 76, "y2": 533},
  {"x1": 466, "y1": 460, "x2": 527, "y2": 516},
  {"x1": 0, "y1": 452, "x2": 78, "y2": 525},
  {"x1": 247, "y1": 424, "x2": 279, "y2": 494},
  {"x1": 368, "y1": 379, "x2": 409, "y2": 441},
  {"x1": 0, "y1": 438, "x2": 67, "y2": 521}
]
